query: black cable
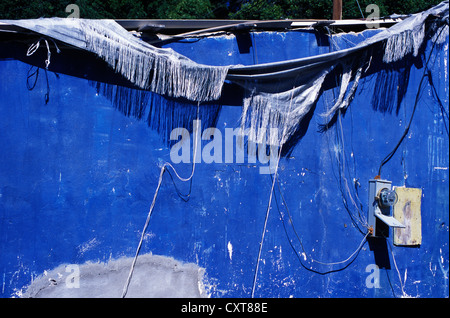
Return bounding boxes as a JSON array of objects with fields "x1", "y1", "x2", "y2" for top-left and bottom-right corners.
[
  {"x1": 377, "y1": 78, "x2": 422, "y2": 177},
  {"x1": 271, "y1": 173, "x2": 368, "y2": 275},
  {"x1": 26, "y1": 66, "x2": 51, "y2": 104},
  {"x1": 427, "y1": 69, "x2": 449, "y2": 136},
  {"x1": 377, "y1": 24, "x2": 447, "y2": 177},
  {"x1": 26, "y1": 65, "x2": 39, "y2": 90},
  {"x1": 164, "y1": 167, "x2": 193, "y2": 202}
]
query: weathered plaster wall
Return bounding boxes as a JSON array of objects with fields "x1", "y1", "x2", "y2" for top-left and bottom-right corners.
[{"x1": 0, "y1": 29, "x2": 448, "y2": 298}]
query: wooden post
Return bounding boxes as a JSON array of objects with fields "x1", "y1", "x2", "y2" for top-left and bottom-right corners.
[{"x1": 332, "y1": 0, "x2": 342, "y2": 20}]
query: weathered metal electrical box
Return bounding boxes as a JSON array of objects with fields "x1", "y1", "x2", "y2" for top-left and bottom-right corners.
[{"x1": 368, "y1": 179, "x2": 405, "y2": 237}]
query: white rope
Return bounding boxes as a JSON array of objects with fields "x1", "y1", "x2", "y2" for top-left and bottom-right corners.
[
  {"x1": 250, "y1": 143, "x2": 283, "y2": 298},
  {"x1": 26, "y1": 38, "x2": 60, "y2": 69},
  {"x1": 121, "y1": 103, "x2": 200, "y2": 298},
  {"x1": 251, "y1": 89, "x2": 294, "y2": 298},
  {"x1": 387, "y1": 238, "x2": 408, "y2": 297},
  {"x1": 250, "y1": 92, "x2": 369, "y2": 291},
  {"x1": 308, "y1": 232, "x2": 369, "y2": 266}
]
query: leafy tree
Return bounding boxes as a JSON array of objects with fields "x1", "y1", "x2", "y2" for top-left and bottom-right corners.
[
  {"x1": 0, "y1": 0, "x2": 444, "y2": 20},
  {"x1": 229, "y1": 0, "x2": 444, "y2": 20},
  {"x1": 0, "y1": 0, "x2": 146, "y2": 19},
  {"x1": 148, "y1": 0, "x2": 214, "y2": 19},
  {"x1": 280, "y1": 0, "x2": 332, "y2": 19},
  {"x1": 341, "y1": 0, "x2": 441, "y2": 19},
  {"x1": 229, "y1": 0, "x2": 284, "y2": 20}
]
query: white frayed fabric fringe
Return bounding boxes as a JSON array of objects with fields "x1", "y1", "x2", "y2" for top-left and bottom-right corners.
[
  {"x1": 322, "y1": 56, "x2": 366, "y2": 119},
  {"x1": 383, "y1": 26, "x2": 426, "y2": 63},
  {"x1": 237, "y1": 1, "x2": 448, "y2": 148},
  {"x1": 240, "y1": 71, "x2": 329, "y2": 146},
  {"x1": 79, "y1": 19, "x2": 229, "y2": 102},
  {"x1": 4, "y1": 1, "x2": 447, "y2": 151},
  {"x1": 7, "y1": 18, "x2": 229, "y2": 102}
]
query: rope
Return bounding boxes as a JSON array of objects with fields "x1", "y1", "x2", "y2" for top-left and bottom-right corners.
[
  {"x1": 121, "y1": 103, "x2": 200, "y2": 298},
  {"x1": 27, "y1": 38, "x2": 60, "y2": 69},
  {"x1": 251, "y1": 89, "x2": 294, "y2": 298}
]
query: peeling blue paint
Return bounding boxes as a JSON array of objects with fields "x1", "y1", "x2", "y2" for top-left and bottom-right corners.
[{"x1": 0, "y1": 29, "x2": 448, "y2": 298}]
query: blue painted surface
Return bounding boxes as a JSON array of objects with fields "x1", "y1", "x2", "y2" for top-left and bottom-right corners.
[{"x1": 0, "y1": 29, "x2": 448, "y2": 298}]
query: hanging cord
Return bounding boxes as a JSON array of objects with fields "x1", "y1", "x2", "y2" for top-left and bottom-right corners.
[
  {"x1": 27, "y1": 38, "x2": 61, "y2": 69},
  {"x1": 386, "y1": 238, "x2": 408, "y2": 297},
  {"x1": 273, "y1": 171, "x2": 369, "y2": 269},
  {"x1": 308, "y1": 232, "x2": 369, "y2": 266},
  {"x1": 321, "y1": 75, "x2": 369, "y2": 233},
  {"x1": 250, "y1": 133, "x2": 284, "y2": 298},
  {"x1": 336, "y1": 109, "x2": 370, "y2": 232},
  {"x1": 262, "y1": 86, "x2": 369, "y2": 274},
  {"x1": 377, "y1": 25, "x2": 446, "y2": 177},
  {"x1": 26, "y1": 38, "x2": 60, "y2": 104},
  {"x1": 378, "y1": 232, "x2": 408, "y2": 297},
  {"x1": 26, "y1": 65, "x2": 51, "y2": 105},
  {"x1": 355, "y1": 0, "x2": 365, "y2": 20},
  {"x1": 121, "y1": 103, "x2": 201, "y2": 298},
  {"x1": 251, "y1": 88, "x2": 295, "y2": 298}
]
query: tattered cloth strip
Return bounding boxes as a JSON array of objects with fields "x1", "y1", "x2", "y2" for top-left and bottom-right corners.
[
  {"x1": 5, "y1": 18, "x2": 229, "y2": 102},
  {"x1": 3, "y1": 1, "x2": 448, "y2": 151},
  {"x1": 228, "y1": 1, "x2": 448, "y2": 147}
]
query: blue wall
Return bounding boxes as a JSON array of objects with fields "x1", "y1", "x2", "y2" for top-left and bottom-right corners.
[{"x1": 0, "y1": 29, "x2": 448, "y2": 297}]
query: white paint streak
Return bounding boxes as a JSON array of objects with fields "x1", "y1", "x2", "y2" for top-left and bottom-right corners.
[
  {"x1": 227, "y1": 241, "x2": 233, "y2": 261},
  {"x1": 77, "y1": 238, "x2": 99, "y2": 256}
]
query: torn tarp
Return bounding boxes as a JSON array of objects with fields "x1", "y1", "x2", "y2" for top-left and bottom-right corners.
[
  {"x1": 2, "y1": 1, "x2": 448, "y2": 153},
  {"x1": 228, "y1": 1, "x2": 448, "y2": 148},
  {"x1": 3, "y1": 18, "x2": 230, "y2": 103}
]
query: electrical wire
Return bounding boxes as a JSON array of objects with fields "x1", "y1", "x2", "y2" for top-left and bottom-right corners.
[
  {"x1": 322, "y1": 71, "x2": 369, "y2": 233},
  {"x1": 274, "y1": 172, "x2": 369, "y2": 266},
  {"x1": 259, "y1": 77, "x2": 370, "y2": 275},
  {"x1": 377, "y1": 24, "x2": 447, "y2": 177},
  {"x1": 377, "y1": 231, "x2": 409, "y2": 298},
  {"x1": 386, "y1": 238, "x2": 408, "y2": 297},
  {"x1": 427, "y1": 69, "x2": 449, "y2": 136},
  {"x1": 251, "y1": 86, "x2": 369, "y2": 295},
  {"x1": 272, "y1": 173, "x2": 369, "y2": 275},
  {"x1": 250, "y1": 147, "x2": 282, "y2": 298},
  {"x1": 355, "y1": 0, "x2": 365, "y2": 20}
]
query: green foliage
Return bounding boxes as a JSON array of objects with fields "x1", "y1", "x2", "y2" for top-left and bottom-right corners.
[
  {"x1": 0, "y1": 0, "x2": 445, "y2": 20},
  {"x1": 149, "y1": 0, "x2": 214, "y2": 19},
  {"x1": 279, "y1": 0, "x2": 332, "y2": 19},
  {"x1": 340, "y1": 0, "x2": 443, "y2": 19},
  {"x1": 229, "y1": 0, "x2": 284, "y2": 20}
]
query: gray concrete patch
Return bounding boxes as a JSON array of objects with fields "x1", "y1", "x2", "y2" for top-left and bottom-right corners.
[{"x1": 22, "y1": 253, "x2": 209, "y2": 298}]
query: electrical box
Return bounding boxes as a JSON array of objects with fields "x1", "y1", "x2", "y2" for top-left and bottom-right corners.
[{"x1": 368, "y1": 179, "x2": 405, "y2": 237}]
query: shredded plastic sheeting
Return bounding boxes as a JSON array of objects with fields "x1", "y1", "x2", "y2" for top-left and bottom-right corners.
[
  {"x1": 5, "y1": 18, "x2": 229, "y2": 102},
  {"x1": 3, "y1": 1, "x2": 448, "y2": 151},
  {"x1": 231, "y1": 1, "x2": 449, "y2": 147}
]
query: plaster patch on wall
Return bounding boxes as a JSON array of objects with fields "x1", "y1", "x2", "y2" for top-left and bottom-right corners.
[{"x1": 21, "y1": 253, "x2": 210, "y2": 298}]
